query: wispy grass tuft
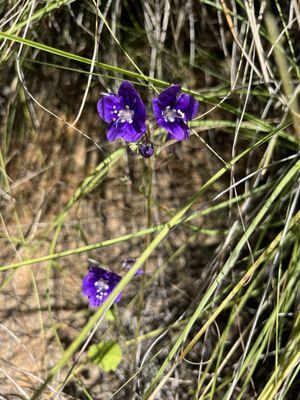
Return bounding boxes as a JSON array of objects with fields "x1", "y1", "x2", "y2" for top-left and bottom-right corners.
[{"x1": 0, "y1": 1, "x2": 299, "y2": 399}]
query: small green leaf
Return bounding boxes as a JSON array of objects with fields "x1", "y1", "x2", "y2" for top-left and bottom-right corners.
[
  {"x1": 88, "y1": 341, "x2": 122, "y2": 372},
  {"x1": 105, "y1": 310, "x2": 115, "y2": 321}
]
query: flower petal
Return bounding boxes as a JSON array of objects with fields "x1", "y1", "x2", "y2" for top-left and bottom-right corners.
[
  {"x1": 152, "y1": 97, "x2": 164, "y2": 124},
  {"x1": 157, "y1": 85, "x2": 181, "y2": 109},
  {"x1": 82, "y1": 273, "x2": 96, "y2": 297},
  {"x1": 152, "y1": 101, "x2": 190, "y2": 140},
  {"x1": 166, "y1": 120, "x2": 190, "y2": 141},
  {"x1": 97, "y1": 94, "x2": 121, "y2": 123},
  {"x1": 132, "y1": 119, "x2": 146, "y2": 138},
  {"x1": 175, "y1": 93, "x2": 199, "y2": 120},
  {"x1": 88, "y1": 294, "x2": 104, "y2": 308},
  {"x1": 118, "y1": 81, "x2": 143, "y2": 111},
  {"x1": 118, "y1": 81, "x2": 146, "y2": 128},
  {"x1": 133, "y1": 102, "x2": 146, "y2": 130},
  {"x1": 118, "y1": 81, "x2": 137, "y2": 102},
  {"x1": 107, "y1": 121, "x2": 144, "y2": 142}
]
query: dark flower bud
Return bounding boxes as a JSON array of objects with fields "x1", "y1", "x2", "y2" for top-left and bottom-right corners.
[{"x1": 139, "y1": 142, "x2": 154, "y2": 158}]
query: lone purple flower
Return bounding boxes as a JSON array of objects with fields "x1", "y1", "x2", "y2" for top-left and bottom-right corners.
[
  {"x1": 152, "y1": 85, "x2": 199, "y2": 141},
  {"x1": 97, "y1": 81, "x2": 147, "y2": 142},
  {"x1": 82, "y1": 266, "x2": 122, "y2": 308}
]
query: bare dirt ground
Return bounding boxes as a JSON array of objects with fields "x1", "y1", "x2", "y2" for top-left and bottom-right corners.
[{"x1": 0, "y1": 85, "x2": 232, "y2": 398}]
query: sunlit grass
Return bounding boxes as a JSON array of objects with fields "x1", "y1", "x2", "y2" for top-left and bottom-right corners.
[{"x1": 0, "y1": 1, "x2": 299, "y2": 399}]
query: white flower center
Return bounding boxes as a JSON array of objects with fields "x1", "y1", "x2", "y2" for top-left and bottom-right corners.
[
  {"x1": 162, "y1": 106, "x2": 185, "y2": 123},
  {"x1": 94, "y1": 278, "x2": 109, "y2": 300},
  {"x1": 117, "y1": 105, "x2": 134, "y2": 123}
]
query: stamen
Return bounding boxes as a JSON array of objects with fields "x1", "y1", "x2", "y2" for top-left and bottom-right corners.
[
  {"x1": 162, "y1": 107, "x2": 185, "y2": 123},
  {"x1": 117, "y1": 108, "x2": 134, "y2": 123},
  {"x1": 94, "y1": 278, "x2": 109, "y2": 291}
]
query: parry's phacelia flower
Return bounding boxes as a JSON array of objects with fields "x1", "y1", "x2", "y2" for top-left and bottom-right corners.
[
  {"x1": 138, "y1": 142, "x2": 154, "y2": 158},
  {"x1": 82, "y1": 266, "x2": 122, "y2": 308},
  {"x1": 121, "y1": 258, "x2": 143, "y2": 276},
  {"x1": 152, "y1": 85, "x2": 199, "y2": 141},
  {"x1": 97, "y1": 81, "x2": 147, "y2": 142}
]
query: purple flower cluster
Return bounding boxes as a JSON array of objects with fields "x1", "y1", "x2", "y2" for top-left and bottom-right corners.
[
  {"x1": 83, "y1": 81, "x2": 199, "y2": 309},
  {"x1": 97, "y1": 81, "x2": 199, "y2": 155}
]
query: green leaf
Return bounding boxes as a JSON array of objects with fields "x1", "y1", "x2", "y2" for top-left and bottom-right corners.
[
  {"x1": 104, "y1": 310, "x2": 115, "y2": 321},
  {"x1": 88, "y1": 341, "x2": 122, "y2": 372}
]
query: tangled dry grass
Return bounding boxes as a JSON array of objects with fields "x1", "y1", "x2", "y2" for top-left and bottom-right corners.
[{"x1": 0, "y1": 1, "x2": 299, "y2": 399}]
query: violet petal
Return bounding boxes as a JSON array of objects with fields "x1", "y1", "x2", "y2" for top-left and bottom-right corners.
[
  {"x1": 97, "y1": 95, "x2": 121, "y2": 123},
  {"x1": 175, "y1": 93, "x2": 199, "y2": 120},
  {"x1": 107, "y1": 120, "x2": 144, "y2": 142},
  {"x1": 157, "y1": 85, "x2": 181, "y2": 108}
]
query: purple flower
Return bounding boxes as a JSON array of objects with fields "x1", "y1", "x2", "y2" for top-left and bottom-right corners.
[
  {"x1": 121, "y1": 258, "x2": 143, "y2": 276},
  {"x1": 82, "y1": 266, "x2": 122, "y2": 308},
  {"x1": 97, "y1": 81, "x2": 147, "y2": 142},
  {"x1": 152, "y1": 85, "x2": 199, "y2": 141},
  {"x1": 139, "y1": 142, "x2": 154, "y2": 158}
]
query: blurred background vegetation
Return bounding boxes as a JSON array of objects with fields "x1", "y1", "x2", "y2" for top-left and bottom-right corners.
[{"x1": 0, "y1": 1, "x2": 299, "y2": 399}]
